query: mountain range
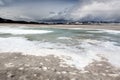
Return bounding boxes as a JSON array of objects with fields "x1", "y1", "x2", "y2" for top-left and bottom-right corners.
[{"x1": 0, "y1": 17, "x2": 120, "y2": 25}]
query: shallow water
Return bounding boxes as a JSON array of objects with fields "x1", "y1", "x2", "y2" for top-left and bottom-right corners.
[{"x1": 0, "y1": 25, "x2": 120, "y2": 69}]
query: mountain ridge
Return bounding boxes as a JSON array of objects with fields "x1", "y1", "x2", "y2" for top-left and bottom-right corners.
[{"x1": 0, "y1": 17, "x2": 120, "y2": 25}]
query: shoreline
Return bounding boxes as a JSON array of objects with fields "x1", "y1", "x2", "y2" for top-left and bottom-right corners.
[
  {"x1": 0, "y1": 53, "x2": 120, "y2": 80},
  {"x1": 0, "y1": 23, "x2": 120, "y2": 31}
]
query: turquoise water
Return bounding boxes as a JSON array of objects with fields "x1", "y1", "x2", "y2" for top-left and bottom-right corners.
[
  {"x1": 0, "y1": 26, "x2": 120, "y2": 68},
  {"x1": 0, "y1": 27, "x2": 120, "y2": 45}
]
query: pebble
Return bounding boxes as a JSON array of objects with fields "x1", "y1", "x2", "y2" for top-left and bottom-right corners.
[
  {"x1": 33, "y1": 74, "x2": 37, "y2": 77},
  {"x1": 5, "y1": 63, "x2": 14, "y2": 67},
  {"x1": 42, "y1": 67, "x2": 48, "y2": 71},
  {"x1": 69, "y1": 72, "x2": 76, "y2": 75},
  {"x1": 40, "y1": 63, "x2": 43, "y2": 65},
  {"x1": 80, "y1": 71, "x2": 89, "y2": 74},
  {"x1": 97, "y1": 64, "x2": 103, "y2": 66},
  {"x1": 7, "y1": 72, "x2": 15, "y2": 78},
  {"x1": 25, "y1": 64, "x2": 30, "y2": 67},
  {"x1": 19, "y1": 67, "x2": 24, "y2": 70},
  {"x1": 108, "y1": 74, "x2": 119, "y2": 77},
  {"x1": 56, "y1": 71, "x2": 61, "y2": 74},
  {"x1": 61, "y1": 71, "x2": 67, "y2": 74},
  {"x1": 101, "y1": 73, "x2": 106, "y2": 76}
]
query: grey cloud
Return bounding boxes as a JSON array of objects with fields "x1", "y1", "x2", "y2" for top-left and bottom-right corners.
[
  {"x1": 0, "y1": 0, "x2": 120, "y2": 22},
  {"x1": 0, "y1": 0, "x2": 75, "y2": 21},
  {"x1": 0, "y1": 1, "x2": 4, "y2": 6},
  {"x1": 63, "y1": 0, "x2": 120, "y2": 21}
]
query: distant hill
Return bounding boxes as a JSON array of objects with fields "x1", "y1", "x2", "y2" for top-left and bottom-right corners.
[{"x1": 0, "y1": 17, "x2": 39, "y2": 24}]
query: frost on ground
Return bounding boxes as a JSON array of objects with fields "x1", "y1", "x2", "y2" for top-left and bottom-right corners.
[{"x1": 0, "y1": 53, "x2": 120, "y2": 80}]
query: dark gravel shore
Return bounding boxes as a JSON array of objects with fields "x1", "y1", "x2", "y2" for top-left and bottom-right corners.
[{"x1": 0, "y1": 53, "x2": 120, "y2": 80}]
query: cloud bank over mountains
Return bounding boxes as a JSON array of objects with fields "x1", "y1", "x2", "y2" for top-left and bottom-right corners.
[
  {"x1": 67, "y1": 0, "x2": 120, "y2": 21},
  {"x1": 0, "y1": 0, "x2": 120, "y2": 22}
]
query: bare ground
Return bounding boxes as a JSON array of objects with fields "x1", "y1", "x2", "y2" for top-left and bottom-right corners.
[{"x1": 0, "y1": 53, "x2": 120, "y2": 80}]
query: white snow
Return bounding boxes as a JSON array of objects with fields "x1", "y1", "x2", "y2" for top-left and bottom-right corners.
[
  {"x1": 0, "y1": 27, "x2": 53, "y2": 35},
  {"x1": 57, "y1": 37, "x2": 72, "y2": 40},
  {"x1": 0, "y1": 37, "x2": 120, "y2": 69}
]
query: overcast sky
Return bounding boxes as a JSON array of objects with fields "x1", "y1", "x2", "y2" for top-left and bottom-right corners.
[{"x1": 0, "y1": 0, "x2": 120, "y2": 21}]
